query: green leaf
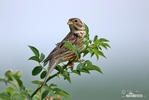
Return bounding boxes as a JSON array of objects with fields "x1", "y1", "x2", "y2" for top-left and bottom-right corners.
[
  {"x1": 64, "y1": 41, "x2": 80, "y2": 58},
  {"x1": 64, "y1": 41, "x2": 74, "y2": 50},
  {"x1": 66, "y1": 76, "x2": 71, "y2": 83},
  {"x1": 0, "y1": 78, "x2": 5, "y2": 82},
  {"x1": 28, "y1": 45, "x2": 40, "y2": 57},
  {"x1": 43, "y1": 61, "x2": 48, "y2": 66},
  {"x1": 94, "y1": 48, "x2": 99, "y2": 60},
  {"x1": 54, "y1": 88, "x2": 69, "y2": 99},
  {"x1": 85, "y1": 61, "x2": 103, "y2": 73},
  {"x1": 62, "y1": 70, "x2": 71, "y2": 83},
  {"x1": 33, "y1": 95, "x2": 41, "y2": 100},
  {"x1": 25, "y1": 88, "x2": 32, "y2": 95},
  {"x1": 84, "y1": 24, "x2": 89, "y2": 36},
  {"x1": 99, "y1": 38, "x2": 109, "y2": 42},
  {"x1": 9, "y1": 81, "x2": 17, "y2": 87},
  {"x1": 14, "y1": 71, "x2": 22, "y2": 79},
  {"x1": 40, "y1": 71, "x2": 47, "y2": 79},
  {"x1": 77, "y1": 62, "x2": 85, "y2": 71},
  {"x1": 12, "y1": 93, "x2": 25, "y2": 100},
  {"x1": 32, "y1": 80, "x2": 43, "y2": 85},
  {"x1": 76, "y1": 62, "x2": 90, "y2": 74},
  {"x1": 29, "y1": 56, "x2": 40, "y2": 62},
  {"x1": 83, "y1": 24, "x2": 89, "y2": 41},
  {"x1": 0, "y1": 92, "x2": 10, "y2": 99},
  {"x1": 98, "y1": 51, "x2": 106, "y2": 58},
  {"x1": 100, "y1": 43, "x2": 108, "y2": 49},
  {"x1": 80, "y1": 68, "x2": 90, "y2": 74},
  {"x1": 6, "y1": 86, "x2": 15, "y2": 96},
  {"x1": 82, "y1": 40, "x2": 89, "y2": 46},
  {"x1": 63, "y1": 70, "x2": 69, "y2": 78},
  {"x1": 94, "y1": 35, "x2": 98, "y2": 41},
  {"x1": 91, "y1": 52, "x2": 94, "y2": 57},
  {"x1": 15, "y1": 78, "x2": 24, "y2": 89},
  {"x1": 41, "y1": 90, "x2": 49, "y2": 100},
  {"x1": 72, "y1": 70, "x2": 81, "y2": 75},
  {"x1": 49, "y1": 83, "x2": 57, "y2": 87},
  {"x1": 93, "y1": 65, "x2": 103, "y2": 73},
  {"x1": 39, "y1": 53, "x2": 45, "y2": 62},
  {"x1": 5, "y1": 70, "x2": 14, "y2": 81},
  {"x1": 85, "y1": 24, "x2": 89, "y2": 34},
  {"x1": 48, "y1": 89, "x2": 56, "y2": 97},
  {"x1": 82, "y1": 49, "x2": 89, "y2": 57},
  {"x1": 55, "y1": 65, "x2": 63, "y2": 73},
  {"x1": 23, "y1": 92, "x2": 32, "y2": 100},
  {"x1": 103, "y1": 43, "x2": 111, "y2": 48},
  {"x1": 32, "y1": 66, "x2": 42, "y2": 76},
  {"x1": 87, "y1": 47, "x2": 95, "y2": 57}
]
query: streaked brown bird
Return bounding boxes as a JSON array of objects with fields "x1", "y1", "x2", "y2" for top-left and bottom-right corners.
[{"x1": 42, "y1": 18, "x2": 86, "y2": 85}]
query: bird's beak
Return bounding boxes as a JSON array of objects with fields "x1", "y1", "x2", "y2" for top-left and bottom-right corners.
[{"x1": 67, "y1": 21, "x2": 73, "y2": 25}]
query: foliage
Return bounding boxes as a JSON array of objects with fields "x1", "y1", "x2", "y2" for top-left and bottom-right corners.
[{"x1": 0, "y1": 24, "x2": 110, "y2": 100}]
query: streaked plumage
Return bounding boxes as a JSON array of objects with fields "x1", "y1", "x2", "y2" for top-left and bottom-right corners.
[{"x1": 42, "y1": 18, "x2": 86, "y2": 85}]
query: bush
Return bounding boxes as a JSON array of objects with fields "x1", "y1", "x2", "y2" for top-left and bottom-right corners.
[{"x1": 0, "y1": 24, "x2": 110, "y2": 100}]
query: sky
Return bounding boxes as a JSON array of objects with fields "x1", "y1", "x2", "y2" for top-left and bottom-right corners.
[{"x1": 0, "y1": 0, "x2": 149, "y2": 100}]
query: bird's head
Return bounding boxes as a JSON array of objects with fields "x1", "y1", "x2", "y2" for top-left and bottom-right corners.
[{"x1": 67, "y1": 18, "x2": 85, "y2": 32}]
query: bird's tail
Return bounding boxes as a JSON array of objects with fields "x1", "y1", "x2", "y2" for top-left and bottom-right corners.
[{"x1": 41, "y1": 59, "x2": 57, "y2": 87}]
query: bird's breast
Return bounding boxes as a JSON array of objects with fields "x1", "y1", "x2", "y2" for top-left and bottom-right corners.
[{"x1": 74, "y1": 31, "x2": 86, "y2": 51}]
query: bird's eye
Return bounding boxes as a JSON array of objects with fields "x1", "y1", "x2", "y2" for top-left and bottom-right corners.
[{"x1": 74, "y1": 20, "x2": 78, "y2": 22}]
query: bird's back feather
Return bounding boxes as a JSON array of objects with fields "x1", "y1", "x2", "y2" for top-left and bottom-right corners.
[{"x1": 43, "y1": 32, "x2": 82, "y2": 63}]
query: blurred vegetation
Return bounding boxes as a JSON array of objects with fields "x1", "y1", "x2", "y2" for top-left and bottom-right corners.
[{"x1": 0, "y1": 24, "x2": 110, "y2": 100}]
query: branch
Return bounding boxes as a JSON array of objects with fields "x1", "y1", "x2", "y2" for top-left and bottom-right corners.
[
  {"x1": 31, "y1": 60, "x2": 74, "y2": 98},
  {"x1": 31, "y1": 72, "x2": 60, "y2": 98}
]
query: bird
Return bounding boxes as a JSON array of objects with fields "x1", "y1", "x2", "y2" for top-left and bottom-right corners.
[{"x1": 42, "y1": 18, "x2": 87, "y2": 86}]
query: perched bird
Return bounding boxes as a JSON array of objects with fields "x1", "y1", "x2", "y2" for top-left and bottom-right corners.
[{"x1": 42, "y1": 18, "x2": 86, "y2": 85}]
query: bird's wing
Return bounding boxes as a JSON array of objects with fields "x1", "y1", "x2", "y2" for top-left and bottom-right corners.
[{"x1": 43, "y1": 32, "x2": 79, "y2": 62}]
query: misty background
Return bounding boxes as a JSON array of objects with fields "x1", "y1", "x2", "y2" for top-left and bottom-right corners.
[{"x1": 0, "y1": 0, "x2": 149, "y2": 100}]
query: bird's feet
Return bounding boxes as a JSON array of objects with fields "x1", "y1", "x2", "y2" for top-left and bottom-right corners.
[
  {"x1": 67, "y1": 58, "x2": 82, "y2": 67},
  {"x1": 75, "y1": 58, "x2": 82, "y2": 62},
  {"x1": 67, "y1": 62, "x2": 75, "y2": 67}
]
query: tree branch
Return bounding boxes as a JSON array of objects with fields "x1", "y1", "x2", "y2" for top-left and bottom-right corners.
[
  {"x1": 31, "y1": 60, "x2": 74, "y2": 98},
  {"x1": 31, "y1": 72, "x2": 60, "y2": 98}
]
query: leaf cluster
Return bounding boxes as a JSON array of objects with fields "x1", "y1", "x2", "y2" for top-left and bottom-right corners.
[
  {"x1": 0, "y1": 70, "x2": 31, "y2": 100},
  {"x1": 0, "y1": 24, "x2": 110, "y2": 100}
]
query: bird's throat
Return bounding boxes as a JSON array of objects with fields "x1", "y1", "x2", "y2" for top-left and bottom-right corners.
[{"x1": 73, "y1": 30, "x2": 86, "y2": 38}]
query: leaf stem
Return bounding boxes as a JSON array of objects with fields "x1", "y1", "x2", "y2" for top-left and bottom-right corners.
[{"x1": 38, "y1": 62, "x2": 47, "y2": 71}]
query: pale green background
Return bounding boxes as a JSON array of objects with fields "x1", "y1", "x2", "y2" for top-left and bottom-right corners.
[{"x1": 0, "y1": 0, "x2": 149, "y2": 100}]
